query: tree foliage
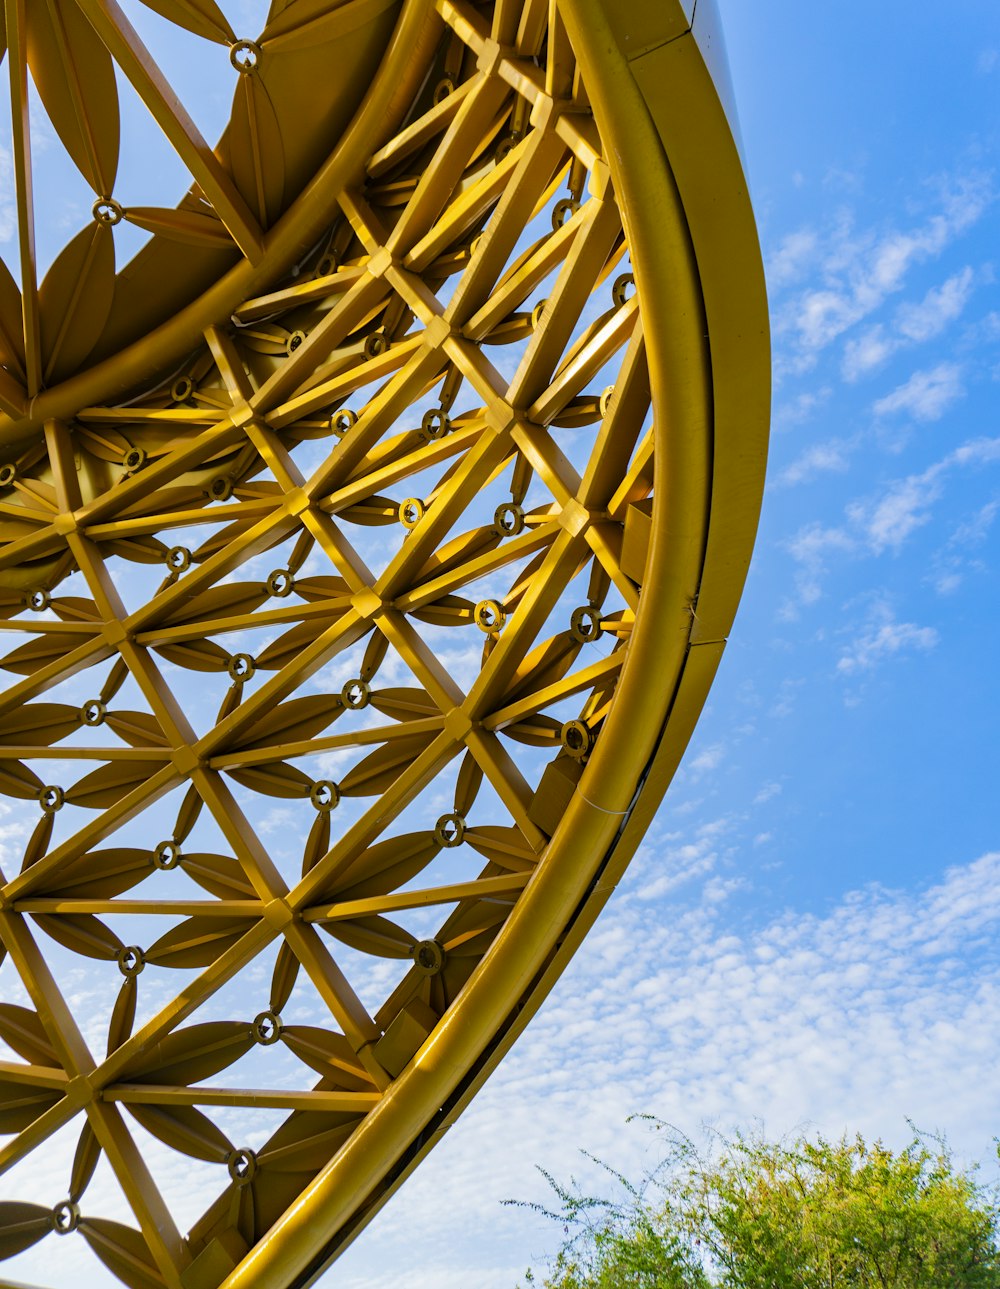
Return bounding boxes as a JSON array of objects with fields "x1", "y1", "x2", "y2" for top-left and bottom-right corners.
[{"x1": 514, "y1": 1124, "x2": 1000, "y2": 1289}]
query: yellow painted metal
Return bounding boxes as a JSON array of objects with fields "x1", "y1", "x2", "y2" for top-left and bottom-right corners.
[{"x1": 0, "y1": 1, "x2": 768, "y2": 1287}]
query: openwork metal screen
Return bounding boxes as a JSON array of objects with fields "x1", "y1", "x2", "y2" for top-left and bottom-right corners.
[{"x1": 0, "y1": 1, "x2": 768, "y2": 1286}]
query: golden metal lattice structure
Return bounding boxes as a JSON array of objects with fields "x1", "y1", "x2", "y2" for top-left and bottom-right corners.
[{"x1": 0, "y1": 0, "x2": 769, "y2": 1286}]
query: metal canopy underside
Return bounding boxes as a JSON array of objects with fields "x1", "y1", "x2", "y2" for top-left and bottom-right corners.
[{"x1": 0, "y1": 1, "x2": 769, "y2": 1286}]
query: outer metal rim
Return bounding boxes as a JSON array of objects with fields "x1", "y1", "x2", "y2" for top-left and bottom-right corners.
[{"x1": 222, "y1": 1, "x2": 770, "y2": 1284}]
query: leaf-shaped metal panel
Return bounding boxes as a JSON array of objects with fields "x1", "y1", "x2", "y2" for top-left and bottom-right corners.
[
  {"x1": 154, "y1": 638, "x2": 232, "y2": 672},
  {"x1": 39, "y1": 222, "x2": 116, "y2": 382},
  {"x1": 257, "y1": 1111, "x2": 361, "y2": 1174},
  {"x1": 145, "y1": 918, "x2": 258, "y2": 970},
  {"x1": 25, "y1": 0, "x2": 120, "y2": 193},
  {"x1": 227, "y1": 761, "x2": 314, "y2": 798},
  {"x1": 415, "y1": 525, "x2": 502, "y2": 582},
  {"x1": 105, "y1": 711, "x2": 171, "y2": 748},
  {"x1": 0, "y1": 759, "x2": 44, "y2": 799},
  {"x1": 0, "y1": 1202, "x2": 53, "y2": 1259},
  {"x1": 338, "y1": 731, "x2": 438, "y2": 796},
  {"x1": 465, "y1": 825, "x2": 536, "y2": 870},
  {"x1": 0, "y1": 702, "x2": 79, "y2": 746},
  {"x1": 127, "y1": 1102, "x2": 233, "y2": 1163},
  {"x1": 0, "y1": 633, "x2": 89, "y2": 675},
  {"x1": 0, "y1": 258, "x2": 25, "y2": 376},
  {"x1": 40, "y1": 848, "x2": 151, "y2": 898},
  {"x1": 65, "y1": 762, "x2": 155, "y2": 810},
  {"x1": 0, "y1": 1087, "x2": 63, "y2": 1134},
  {"x1": 182, "y1": 852, "x2": 257, "y2": 899},
  {"x1": 107, "y1": 976, "x2": 138, "y2": 1055},
  {"x1": 79, "y1": 1218, "x2": 165, "y2": 1289},
  {"x1": 325, "y1": 832, "x2": 438, "y2": 903},
  {"x1": 255, "y1": 620, "x2": 337, "y2": 669},
  {"x1": 323, "y1": 914, "x2": 415, "y2": 958},
  {"x1": 136, "y1": 0, "x2": 234, "y2": 44},
  {"x1": 70, "y1": 1121, "x2": 102, "y2": 1202},
  {"x1": 367, "y1": 687, "x2": 438, "y2": 721},
  {"x1": 229, "y1": 74, "x2": 285, "y2": 229},
  {"x1": 280, "y1": 1026, "x2": 374, "y2": 1088},
  {"x1": 234, "y1": 693, "x2": 341, "y2": 749},
  {"x1": 162, "y1": 582, "x2": 268, "y2": 626},
  {"x1": 0, "y1": 1004, "x2": 59, "y2": 1065},
  {"x1": 124, "y1": 1021, "x2": 256, "y2": 1085},
  {"x1": 124, "y1": 204, "x2": 234, "y2": 249},
  {"x1": 270, "y1": 941, "x2": 300, "y2": 1014},
  {"x1": 500, "y1": 630, "x2": 582, "y2": 706},
  {"x1": 32, "y1": 912, "x2": 123, "y2": 960}
]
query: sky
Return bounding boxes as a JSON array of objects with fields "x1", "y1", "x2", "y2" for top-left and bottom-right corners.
[
  {"x1": 0, "y1": 1, "x2": 998, "y2": 1286},
  {"x1": 330, "y1": 1, "x2": 1000, "y2": 1284}
]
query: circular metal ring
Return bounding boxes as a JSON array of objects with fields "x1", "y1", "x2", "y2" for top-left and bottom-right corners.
[
  {"x1": 612, "y1": 272, "x2": 635, "y2": 307},
  {"x1": 433, "y1": 813, "x2": 466, "y2": 848},
  {"x1": 39, "y1": 785, "x2": 64, "y2": 813},
  {"x1": 560, "y1": 719, "x2": 592, "y2": 760},
  {"x1": 267, "y1": 569, "x2": 295, "y2": 598},
  {"x1": 286, "y1": 329, "x2": 307, "y2": 355},
  {"x1": 52, "y1": 1200, "x2": 80, "y2": 1235},
  {"x1": 412, "y1": 939, "x2": 446, "y2": 975},
  {"x1": 310, "y1": 780, "x2": 340, "y2": 811},
  {"x1": 229, "y1": 40, "x2": 261, "y2": 74},
  {"x1": 341, "y1": 679, "x2": 371, "y2": 709},
  {"x1": 210, "y1": 476, "x2": 234, "y2": 500},
  {"x1": 27, "y1": 589, "x2": 50, "y2": 612},
  {"x1": 0, "y1": 464, "x2": 17, "y2": 487},
  {"x1": 227, "y1": 653, "x2": 256, "y2": 681},
  {"x1": 170, "y1": 377, "x2": 194, "y2": 402},
  {"x1": 92, "y1": 197, "x2": 124, "y2": 226},
  {"x1": 116, "y1": 945, "x2": 146, "y2": 978},
  {"x1": 493, "y1": 502, "x2": 525, "y2": 536},
  {"x1": 474, "y1": 599, "x2": 506, "y2": 634},
  {"x1": 421, "y1": 409, "x2": 450, "y2": 440},
  {"x1": 252, "y1": 1010, "x2": 283, "y2": 1046},
  {"x1": 398, "y1": 498, "x2": 424, "y2": 529},
  {"x1": 227, "y1": 1148, "x2": 258, "y2": 1185},
  {"x1": 166, "y1": 546, "x2": 191, "y2": 572},
  {"x1": 551, "y1": 197, "x2": 580, "y2": 229},
  {"x1": 122, "y1": 446, "x2": 146, "y2": 471},
  {"x1": 331, "y1": 409, "x2": 358, "y2": 437},
  {"x1": 81, "y1": 699, "x2": 107, "y2": 727},
  {"x1": 153, "y1": 840, "x2": 182, "y2": 870},
  {"x1": 570, "y1": 606, "x2": 602, "y2": 643},
  {"x1": 364, "y1": 330, "x2": 389, "y2": 358}
]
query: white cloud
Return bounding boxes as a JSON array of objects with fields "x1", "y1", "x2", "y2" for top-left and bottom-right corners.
[
  {"x1": 772, "y1": 172, "x2": 993, "y2": 371},
  {"x1": 687, "y1": 743, "x2": 724, "y2": 777},
  {"x1": 842, "y1": 268, "x2": 975, "y2": 380},
  {"x1": 896, "y1": 267, "x2": 975, "y2": 341},
  {"x1": 847, "y1": 435, "x2": 1000, "y2": 555},
  {"x1": 782, "y1": 523, "x2": 855, "y2": 608},
  {"x1": 778, "y1": 438, "x2": 852, "y2": 487},
  {"x1": 836, "y1": 601, "x2": 939, "y2": 674},
  {"x1": 872, "y1": 362, "x2": 965, "y2": 422},
  {"x1": 847, "y1": 468, "x2": 943, "y2": 552},
  {"x1": 766, "y1": 229, "x2": 819, "y2": 289}
]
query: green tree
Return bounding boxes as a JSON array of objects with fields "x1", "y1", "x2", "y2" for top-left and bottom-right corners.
[{"x1": 515, "y1": 1125, "x2": 1000, "y2": 1289}]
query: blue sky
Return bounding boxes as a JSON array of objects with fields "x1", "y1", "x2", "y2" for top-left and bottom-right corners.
[
  {"x1": 330, "y1": 2, "x2": 1000, "y2": 1284},
  {"x1": 0, "y1": 2, "x2": 997, "y2": 1286}
]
